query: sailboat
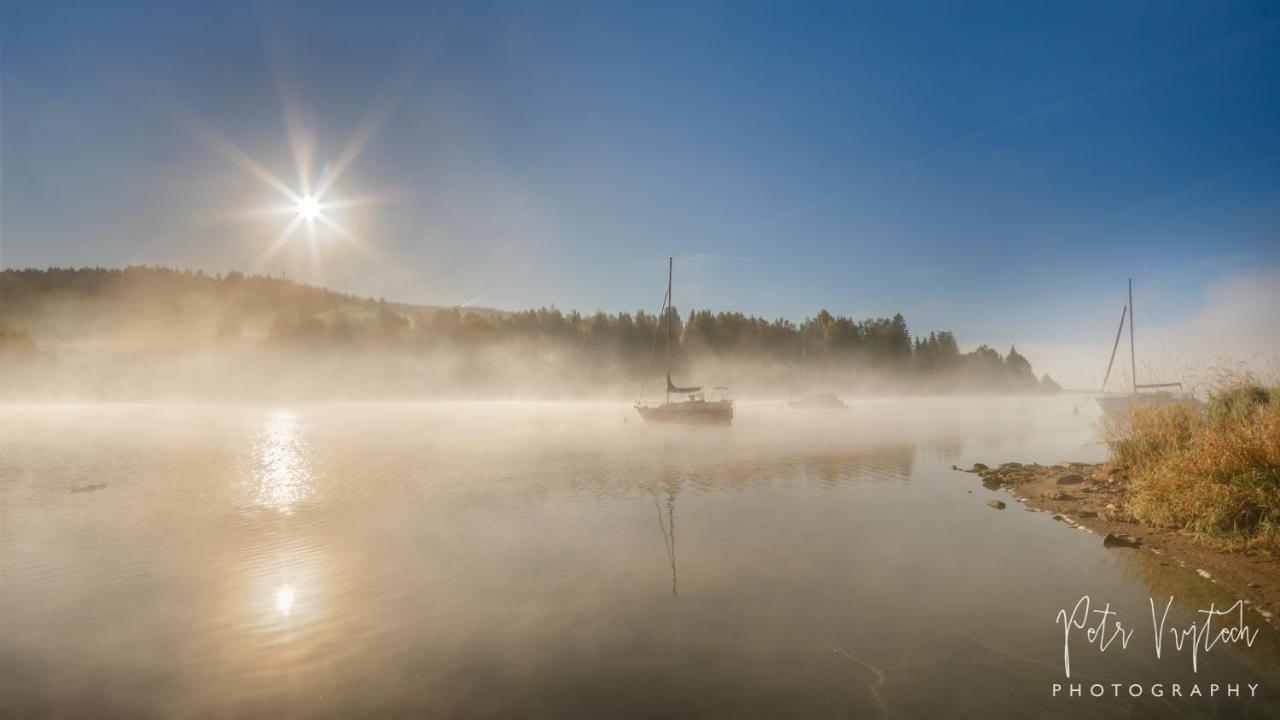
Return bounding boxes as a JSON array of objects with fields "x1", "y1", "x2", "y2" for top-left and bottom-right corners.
[
  {"x1": 1095, "y1": 278, "x2": 1188, "y2": 416},
  {"x1": 788, "y1": 329, "x2": 848, "y2": 409},
  {"x1": 635, "y1": 257, "x2": 734, "y2": 425}
]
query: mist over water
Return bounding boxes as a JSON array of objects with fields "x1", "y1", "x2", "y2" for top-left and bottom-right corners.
[
  {"x1": 3, "y1": 398, "x2": 1276, "y2": 717},
  {"x1": 0, "y1": 268, "x2": 1062, "y2": 401}
]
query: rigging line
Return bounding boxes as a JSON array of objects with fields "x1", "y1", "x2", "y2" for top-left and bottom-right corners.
[
  {"x1": 1100, "y1": 304, "x2": 1127, "y2": 394},
  {"x1": 636, "y1": 282, "x2": 670, "y2": 405}
]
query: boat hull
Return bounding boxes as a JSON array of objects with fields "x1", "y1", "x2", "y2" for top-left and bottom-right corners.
[
  {"x1": 1096, "y1": 392, "x2": 1196, "y2": 417},
  {"x1": 789, "y1": 393, "x2": 847, "y2": 409},
  {"x1": 636, "y1": 401, "x2": 734, "y2": 425}
]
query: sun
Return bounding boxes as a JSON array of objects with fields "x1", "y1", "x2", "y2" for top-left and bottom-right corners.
[{"x1": 296, "y1": 195, "x2": 322, "y2": 221}]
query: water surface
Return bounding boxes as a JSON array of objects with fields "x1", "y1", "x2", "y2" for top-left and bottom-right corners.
[{"x1": 2, "y1": 398, "x2": 1277, "y2": 717}]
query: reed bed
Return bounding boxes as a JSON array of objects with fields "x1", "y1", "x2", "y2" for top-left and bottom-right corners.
[{"x1": 1102, "y1": 381, "x2": 1280, "y2": 553}]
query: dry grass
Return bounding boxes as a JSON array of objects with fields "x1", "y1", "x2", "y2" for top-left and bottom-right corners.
[{"x1": 1102, "y1": 381, "x2": 1280, "y2": 553}]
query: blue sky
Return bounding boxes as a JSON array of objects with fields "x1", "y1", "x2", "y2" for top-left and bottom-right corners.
[{"x1": 3, "y1": 1, "x2": 1278, "y2": 382}]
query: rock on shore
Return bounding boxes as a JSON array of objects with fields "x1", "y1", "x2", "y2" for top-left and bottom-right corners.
[{"x1": 958, "y1": 460, "x2": 1280, "y2": 628}]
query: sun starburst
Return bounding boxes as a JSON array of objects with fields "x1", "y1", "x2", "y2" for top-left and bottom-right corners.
[{"x1": 185, "y1": 101, "x2": 395, "y2": 282}]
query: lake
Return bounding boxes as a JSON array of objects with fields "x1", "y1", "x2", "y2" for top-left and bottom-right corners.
[{"x1": 2, "y1": 398, "x2": 1277, "y2": 717}]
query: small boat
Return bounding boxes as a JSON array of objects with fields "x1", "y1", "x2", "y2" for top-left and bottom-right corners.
[
  {"x1": 787, "y1": 329, "x2": 848, "y2": 409},
  {"x1": 789, "y1": 392, "x2": 848, "y2": 409},
  {"x1": 635, "y1": 257, "x2": 734, "y2": 425},
  {"x1": 1095, "y1": 278, "x2": 1192, "y2": 415}
]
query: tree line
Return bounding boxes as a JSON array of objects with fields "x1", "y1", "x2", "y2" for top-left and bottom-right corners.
[{"x1": 1, "y1": 266, "x2": 1060, "y2": 394}]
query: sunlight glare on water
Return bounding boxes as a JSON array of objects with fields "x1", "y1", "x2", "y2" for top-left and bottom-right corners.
[
  {"x1": 276, "y1": 585, "x2": 295, "y2": 617},
  {"x1": 252, "y1": 409, "x2": 313, "y2": 512}
]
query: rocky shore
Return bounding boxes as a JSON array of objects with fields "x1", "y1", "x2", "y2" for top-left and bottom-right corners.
[{"x1": 957, "y1": 460, "x2": 1279, "y2": 628}]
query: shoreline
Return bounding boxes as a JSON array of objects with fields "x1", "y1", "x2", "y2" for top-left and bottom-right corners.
[{"x1": 959, "y1": 461, "x2": 1279, "y2": 628}]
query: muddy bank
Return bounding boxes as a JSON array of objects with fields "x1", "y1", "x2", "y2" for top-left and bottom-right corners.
[{"x1": 958, "y1": 460, "x2": 1279, "y2": 627}]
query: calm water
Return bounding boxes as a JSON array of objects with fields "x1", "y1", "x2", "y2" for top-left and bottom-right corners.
[{"x1": 2, "y1": 398, "x2": 1277, "y2": 718}]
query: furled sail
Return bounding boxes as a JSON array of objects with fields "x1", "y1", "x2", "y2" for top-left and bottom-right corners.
[{"x1": 667, "y1": 373, "x2": 701, "y2": 394}]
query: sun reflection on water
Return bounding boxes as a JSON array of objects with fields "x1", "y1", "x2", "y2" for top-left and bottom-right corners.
[
  {"x1": 252, "y1": 410, "x2": 314, "y2": 511},
  {"x1": 276, "y1": 585, "x2": 295, "y2": 617}
]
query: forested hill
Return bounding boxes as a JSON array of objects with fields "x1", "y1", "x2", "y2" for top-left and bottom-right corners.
[
  {"x1": 0, "y1": 266, "x2": 505, "y2": 343},
  {"x1": 0, "y1": 266, "x2": 1059, "y2": 399}
]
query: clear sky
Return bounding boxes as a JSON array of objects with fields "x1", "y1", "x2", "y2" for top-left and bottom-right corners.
[{"x1": 3, "y1": 1, "x2": 1278, "y2": 385}]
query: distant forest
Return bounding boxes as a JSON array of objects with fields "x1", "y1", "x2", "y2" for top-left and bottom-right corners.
[{"x1": 0, "y1": 267, "x2": 1060, "y2": 399}]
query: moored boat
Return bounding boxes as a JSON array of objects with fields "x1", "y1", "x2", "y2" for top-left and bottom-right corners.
[
  {"x1": 636, "y1": 384, "x2": 734, "y2": 425},
  {"x1": 789, "y1": 392, "x2": 847, "y2": 409},
  {"x1": 787, "y1": 330, "x2": 848, "y2": 409},
  {"x1": 635, "y1": 257, "x2": 734, "y2": 425}
]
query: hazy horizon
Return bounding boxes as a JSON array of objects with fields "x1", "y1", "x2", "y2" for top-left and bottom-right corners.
[{"x1": 4, "y1": 261, "x2": 1276, "y2": 393}]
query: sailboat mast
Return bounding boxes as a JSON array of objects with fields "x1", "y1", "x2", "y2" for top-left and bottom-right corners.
[
  {"x1": 666, "y1": 256, "x2": 673, "y2": 405},
  {"x1": 1128, "y1": 278, "x2": 1136, "y2": 394}
]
